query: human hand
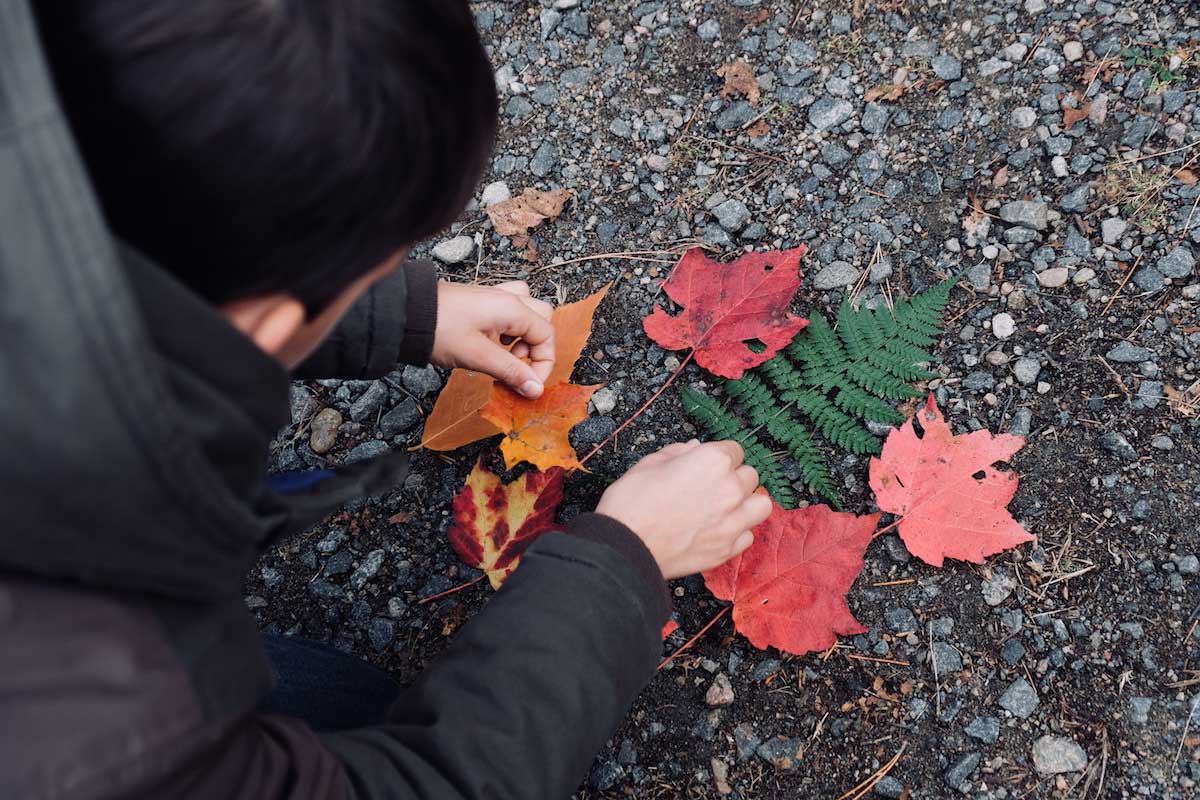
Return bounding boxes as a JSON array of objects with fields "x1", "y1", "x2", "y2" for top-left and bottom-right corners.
[
  {"x1": 595, "y1": 440, "x2": 772, "y2": 579},
  {"x1": 431, "y1": 281, "x2": 555, "y2": 398}
]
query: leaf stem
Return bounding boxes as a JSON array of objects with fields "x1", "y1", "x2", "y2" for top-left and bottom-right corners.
[
  {"x1": 418, "y1": 574, "x2": 484, "y2": 604},
  {"x1": 657, "y1": 605, "x2": 729, "y2": 670},
  {"x1": 580, "y1": 350, "x2": 695, "y2": 466},
  {"x1": 872, "y1": 517, "x2": 902, "y2": 539}
]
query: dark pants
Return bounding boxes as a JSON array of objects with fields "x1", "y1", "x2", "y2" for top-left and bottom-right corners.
[{"x1": 261, "y1": 634, "x2": 400, "y2": 731}]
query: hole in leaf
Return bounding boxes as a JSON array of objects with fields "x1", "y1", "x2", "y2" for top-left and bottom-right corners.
[
  {"x1": 745, "y1": 338, "x2": 768, "y2": 354},
  {"x1": 911, "y1": 415, "x2": 927, "y2": 440},
  {"x1": 762, "y1": 262, "x2": 775, "y2": 272},
  {"x1": 971, "y1": 470, "x2": 986, "y2": 481},
  {"x1": 989, "y1": 461, "x2": 1013, "y2": 473}
]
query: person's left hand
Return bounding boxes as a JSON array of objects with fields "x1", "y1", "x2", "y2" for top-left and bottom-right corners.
[{"x1": 430, "y1": 281, "x2": 555, "y2": 399}]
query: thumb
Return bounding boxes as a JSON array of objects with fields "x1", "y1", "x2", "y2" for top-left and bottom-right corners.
[{"x1": 469, "y1": 339, "x2": 545, "y2": 399}]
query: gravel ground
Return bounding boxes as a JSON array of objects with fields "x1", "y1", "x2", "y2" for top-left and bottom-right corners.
[{"x1": 249, "y1": 1, "x2": 1200, "y2": 796}]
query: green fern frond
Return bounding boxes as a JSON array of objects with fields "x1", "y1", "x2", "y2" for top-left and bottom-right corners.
[
  {"x1": 726, "y1": 375, "x2": 839, "y2": 505},
  {"x1": 680, "y1": 386, "x2": 798, "y2": 509}
]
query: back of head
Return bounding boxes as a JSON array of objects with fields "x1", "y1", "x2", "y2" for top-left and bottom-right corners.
[{"x1": 36, "y1": 0, "x2": 498, "y2": 309}]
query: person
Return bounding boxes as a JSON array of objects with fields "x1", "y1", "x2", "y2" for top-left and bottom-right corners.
[{"x1": 0, "y1": 1, "x2": 772, "y2": 798}]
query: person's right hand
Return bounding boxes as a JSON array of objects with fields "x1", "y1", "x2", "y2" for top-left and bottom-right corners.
[{"x1": 595, "y1": 440, "x2": 773, "y2": 579}]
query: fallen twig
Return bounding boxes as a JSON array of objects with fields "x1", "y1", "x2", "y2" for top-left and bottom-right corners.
[{"x1": 658, "y1": 606, "x2": 729, "y2": 670}]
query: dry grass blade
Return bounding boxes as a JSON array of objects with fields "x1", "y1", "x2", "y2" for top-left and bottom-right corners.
[{"x1": 834, "y1": 741, "x2": 907, "y2": 800}]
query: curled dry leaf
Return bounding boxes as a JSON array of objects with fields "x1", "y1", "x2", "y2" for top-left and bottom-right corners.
[
  {"x1": 1062, "y1": 92, "x2": 1092, "y2": 129},
  {"x1": 747, "y1": 119, "x2": 771, "y2": 138},
  {"x1": 485, "y1": 188, "x2": 572, "y2": 259},
  {"x1": 1164, "y1": 381, "x2": 1199, "y2": 417},
  {"x1": 717, "y1": 60, "x2": 761, "y2": 106},
  {"x1": 481, "y1": 382, "x2": 599, "y2": 471},
  {"x1": 643, "y1": 247, "x2": 809, "y2": 379},
  {"x1": 447, "y1": 460, "x2": 564, "y2": 589},
  {"x1": 869, "y1": 396, "x2": 1035, "y2": 567},
  {"x1": 1175, "y1": 168, "x2": 1198, "y2": 187},
  {"x1": 703, "y1": 502, "x2": 880, "y2": 656}
]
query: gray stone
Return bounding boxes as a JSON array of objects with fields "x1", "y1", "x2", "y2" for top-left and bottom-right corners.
[
  {"x1": 999, "y1": 677, "x2": 1039, "y2": 718},
  {"x1": 1013, "y1": 357, "x2": 1042, "y2": 385},
  {"x1": 1009, "y1": 408, "x2": 1033, "y2": 437},
  {"x1": 822, "y1": 143, "x2": 852, "y2": 166},
  {"x1": 1001, "y1": 638, "x2": 1026, "y2": 665},
  {"x1": 874, "y1": 775, "x2": 905, "y2": 798},
  {"x1": 1121, "y1": 116, "x2": 1156, "y2": 149},
  {"x1": 1136, "y1": 380, "x2": 1164, "y2": 410},
  {"x1": 716, "y1": 101, "x2": 755, "y2": 131},
  {"x1": 1128, "y1": 697, "x2": 1153, "y2": 724},
  {"x1": 808, "y1": 97, "x2": 854, "y2": 131},
  {"x1": 982, "y1": 572, "x2": 1017, "y2": 605},
  {"x1": 1101, "y1": 217, "x2": 1128, "y2": 245},
  {"x1": 1032, "y1": 736, "x2": 1088, "y2": 775},
  {"x1": 530, "y1": 141, "x2": 558, "y2": 177},
  {"x1": 344, "y1": 440, "x2": 389, "y2": 464},
  {"x1": 930, "y1": 642, "x2": 963, "y2": 673},
  {"x1": 309, "y1": 407, "x2": 342, "y2": 454},
  {"x1": 978, "y1": 57, "x2": 1012, "y2": 77},
  {"x1": 1106, "y1": 342, "x2": 1152, "y2": 363},
  {"x1": 756, "y1": 736, "x2": 805, "y2": 771},
  {"x1": 697, "y1": 19, "x2": 721, "y2": 40},
  {"x1": 1151, "y1": 434, "x2": 1174, "y2": 450},
  {"x1": 1099, "y1": 432, "x2": 1137, "y2": 461},
  {"x1": 1157, "y1": 245, "x2": 1195, "y2": 279},
  {"x1": 1036, "y1": 268, "x2": 1069, "y2": 288},
  {"x1": 812, "y1": 261, "x2": 861, "y2": 289},
  {"x1": 992, "y1": 313, "x2": 1017, "y2": 340},
  {"x1": 885, "y1": 607, "x2": 917, "y2": 633},
  {"x1": 1132, "y1": 267, "x2": 1165, "y2": 292},
  {"x1": 705, "y1": 673, "x2": 735, "y2": 706},
  {"x1": 1177, "y1": 555, "x2": 1199, "y2": 575},
  {"x1": 431, "y1": 235, "x2": 475, "y2": 264},
  {"x1": 368, "y1": 617, "x2": 395, "y2": 651},
  {"x1": 349, "y1": 382, "x2": 388, "y2": 423},
  {"x1": 481, "y1": 180, "x2": 511, "y2": 207},
  {"x1": 862, "y1": 103, "x2": 890, "y2": 134},
  {"x1": 713, "y1": 198, "x2": 752, "y2": 232},
  {"x1": 1060, "y1": 184, "x2": 1091, "y2": 213},
  {"x1": 733, "y1": 722, "x2": 761, "y2": 761},
  {"x1": 401, "y1": 365, "x2": 442, "y2": 397},
  {"x1": 379, "y1": 399, "x2": 420, "y2": 439},
  {"x1": 1011, "y1": 106, "x2": 1037, "y2": 129},
  {"x1": 999, "y1": 200, "x2": 1048, "y2": 230},
  {"x1": 964, "y1": 371, "x2": 994, "y2": 391},
  {"x1": 943, "y1": 752, "x2": 980, "y2": 793},
  {"x1": 590, "y1": 387, "x2": 618, "y2": 415},
  {"x1": 964, "y1": 717, "x2": 1001, "y2": 745},
  {"x1": 931, "y1": 54, "x2": 962, "y2": 80},
  {"x1": 350, "y1": 549, "x2": 386, "y2": 589}
]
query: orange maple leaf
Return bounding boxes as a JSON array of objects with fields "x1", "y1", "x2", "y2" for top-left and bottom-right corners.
[
  {"x1": 481, "y1": 383, "x2": 599, "y2": 471},
  {"x1": 447, "y1": 460, "x2": 564, "y2": 589},
  {"x1": 422, "y1": 369, "x2": 500, "y2": 450},
  {"x1": 423, "y1": 285, "x2": 609, "y2": 452},
  {"x1": 869, "y1": 396, "x2": 1035, "y2": 566},
  {"x1": 717, "y1": 61, "x2": 760, "y2": 106}
]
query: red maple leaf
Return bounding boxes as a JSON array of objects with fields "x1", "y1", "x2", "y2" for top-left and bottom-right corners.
[
  {"x1": 643, "y1": 247, "x2": 809, "y2": 379},
  {"x1": 869, "y1": 396, "x2": 1035, "y2": 567},
  {"x1": 703, "y1": 502, "x2": 879, "y2": 655},
  {"x1": 447, "y1": 460, "x2": 564, "y2": 589}
]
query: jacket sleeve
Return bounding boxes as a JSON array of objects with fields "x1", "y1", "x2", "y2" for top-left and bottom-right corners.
[
  {"x1": 320, "y1": 515, "x2": 671, "y2": 799},
  {"x1": 294, "y1": 260, "x2": 439, "y2": 380}
]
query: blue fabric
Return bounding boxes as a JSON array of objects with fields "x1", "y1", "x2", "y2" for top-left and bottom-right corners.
[
  {"x1": 261, "y1": 634, "x2": 400, "y2": 731},
  {"x1": 266, "y1": 469, "x2": 337, "y2": 495}
]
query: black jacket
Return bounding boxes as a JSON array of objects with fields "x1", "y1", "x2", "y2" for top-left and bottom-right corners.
[{"x1": 0, "y1": 2, "x2": 670, "y2": 797}]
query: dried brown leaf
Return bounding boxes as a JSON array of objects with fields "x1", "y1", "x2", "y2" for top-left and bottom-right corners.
[
  {"x1": 485, "y1": 188, "x2": 572, "y2": 238},
  {"x1": 717, "y1": 61, "x2": 761, "y2": 106},
  {"x1": 747, "y1": 119, "x2": 771, "y2": 138},
  {"x1": 1175, "y1": 168, "x2": 1198, "y2": 187}
]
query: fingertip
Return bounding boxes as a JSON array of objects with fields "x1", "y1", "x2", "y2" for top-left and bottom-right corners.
[
  {"x1": 732, "y1": 530, "x2": 754, "y2": 555},
  {"x1": 519, "y1": 380, "x2": 544, "y2": 399}
]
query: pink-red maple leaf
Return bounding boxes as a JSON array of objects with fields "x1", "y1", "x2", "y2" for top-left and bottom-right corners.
[
  {"x1": 703, "y1": 502, "x2": 879, "y2": 655},
  {"x1": 869, "y1": 396, "x2": 1035, "y2": 567},
  {"x1": 643, "y1": 247, "x2": 809, "y2": 379}
]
